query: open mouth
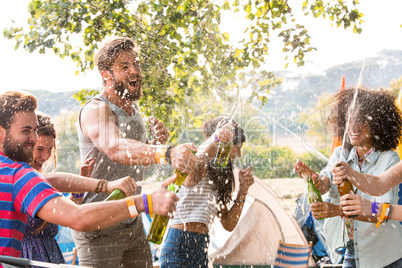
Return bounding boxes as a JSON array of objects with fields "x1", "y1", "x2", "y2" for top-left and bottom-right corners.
[
  {"x1": 349, "y1": 132, "x2": 361, "y2": 139},
  {"x1": 128, "y1": 81, "x2": 137, "y2": 87}
]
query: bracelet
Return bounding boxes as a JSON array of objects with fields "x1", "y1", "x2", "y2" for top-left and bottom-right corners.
[
  {"x1": 147, "y1": 194, "x2": 153, "y2": 217},
  {"x1": 71, "y1": 192, "x2": 84, "y2": 198},
  {"x1": 376, "y1": 203, "x2": 389, "y2": 228},
  {"x1": 165, "y1": 145, "x2": 175, "y2": 165},
  {"x1": 313, "y1": 174, "x2": 321, "y2": 187},
  {"x1": 384, "y1": 203, "x2": 391, "y2": 223},
  {"x1": 214, "y1": 135, "x2": 220, "y2": 143},
  {"x1": 143, "y1": 194, "x2": 149, "y2": 214},
  {"x1": 234, "y1": 199, "x2": 246, "y2": 204},
  {"x1": 386, "y1": 205, "x2": 393, "y2": 222},
  {"x1": 155, "y1": 146, "x2": 168, "y2": 164},
  {"x1": 125, "y1": 196, "x2": 138, "y2": 218},
  {"x1": 95, "y1": 179, "x2": 106, "y2": 194},
  {"x1": 371, "y1": 201, "x2": 379, "y2": 217}
]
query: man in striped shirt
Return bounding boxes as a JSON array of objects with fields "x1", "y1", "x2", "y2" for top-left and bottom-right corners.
[{"x1": 0, "y1": 91, "x2": 180, "y2": 262}]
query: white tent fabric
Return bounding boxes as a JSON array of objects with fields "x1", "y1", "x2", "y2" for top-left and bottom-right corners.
[{"x1": 209, "y1": 174, "x2": 311, "y2": 266}]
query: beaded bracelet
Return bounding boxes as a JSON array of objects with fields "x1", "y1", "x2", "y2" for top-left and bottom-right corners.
[
  {"x1": 143, "y1": 194, "x2": 149, "y2": 214},
  {"x1": 71, "y1": 192, "x2": 84, "y2": 198},
  {"x1": 234, "y1": 199, "x2": 246, "y2": 204}
]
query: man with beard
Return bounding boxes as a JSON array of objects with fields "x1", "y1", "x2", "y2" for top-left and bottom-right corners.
[
  {"x1": 73, "y1": 37, "x2": 197, "y2": 268},
  {"x1": 0, "y1": 91, "x2": 181, "y2": 264}
]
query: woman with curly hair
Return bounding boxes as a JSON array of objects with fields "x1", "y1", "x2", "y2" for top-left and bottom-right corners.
[
  {"x1": 295, "y1": 87, "x2": 402, "y2": 268},
  {"x1": 159, "y1": 117, "x2": 254, "y2": 268}
]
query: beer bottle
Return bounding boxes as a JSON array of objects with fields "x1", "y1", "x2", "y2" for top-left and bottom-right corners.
[
  {"x1": 337, "y1": 178, "x2": 357, "y2": 218},
  {"x1": 147, "y1": 170, "x2": 188, "y2": 244},
  {"x1": 104, "y1": 189, "x2": 126, "y2": 201},
  {"x1": 337, "y1": 178, "x2": 355, "y2": 196},
  {"x1": 211, "y1": 140, "x2": 233, "y2": 169},
  {"x1": 307, "y1": 176, "x2": 324, "y2": 220},
  {"x1": 335, "y1": 164, "x2": 357, "y2": 218},
  {"x1": 147, "y1": 149, "x2": 197, "y2": 244}
]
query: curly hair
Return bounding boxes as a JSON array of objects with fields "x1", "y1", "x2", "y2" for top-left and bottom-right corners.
[
  {"x1": 327, "y1": 87, "x2": 402, "y2": 152},
  {"x1": 203, "y1": 116, "x2": 246, "y2": 205}
]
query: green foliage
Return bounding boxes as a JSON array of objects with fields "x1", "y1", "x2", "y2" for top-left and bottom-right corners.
[
  {"x1": 296, "y1": 152, "x2": 327, "y2": 174},
  {"x1": 237, "y1": 145, "x2": 297, "y2": 179},
  {"x1": 389, "y1": 76, "x2": 402, "y2": 97},
  {"x1": 3, "y1": 0, "x2": 363, "y2": 138},
  {"x1": 73, "y1": 89, "x2": 100, "y2": 106}
]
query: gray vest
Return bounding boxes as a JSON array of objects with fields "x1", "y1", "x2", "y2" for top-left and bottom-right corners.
[{"x1": 77, "y1": 94, "x2": 147, "y2": 203}]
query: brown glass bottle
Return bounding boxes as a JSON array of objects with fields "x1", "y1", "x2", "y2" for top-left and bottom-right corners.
[{"x1": 336, "y1": 168, "x2": 357, "y2": 218}]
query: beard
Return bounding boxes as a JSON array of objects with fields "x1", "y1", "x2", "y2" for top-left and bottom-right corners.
[
  {"x1": 112, "y1": 75, "x2": 142, "y2": 101},
  {"x1": 3, "y1": 134, "x2": 34, "y2": 163}
]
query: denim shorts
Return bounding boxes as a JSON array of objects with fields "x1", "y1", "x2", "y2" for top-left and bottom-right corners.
[
  {"x1": 159, "y1": 227, "x2": 209, "y2": 268},
  {"x1": 343, "y1": 240, "x2": 356, "y2": 268}
]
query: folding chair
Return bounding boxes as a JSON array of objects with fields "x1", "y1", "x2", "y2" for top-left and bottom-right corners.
[
  {"x1": 273, "y1": 240, "x2": 313, "y2": 268},
  {"x1": 62, "y1": 247, "x2": 77, "y2": 265}
]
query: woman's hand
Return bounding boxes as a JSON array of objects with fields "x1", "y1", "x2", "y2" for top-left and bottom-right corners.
[
  {"x1": 295, "y1": 159, "x2": 319, "y2": 181},
  {"x1": 80, "y1": 157, "x2": 95, "y2": 177},
  {"x1": 340, "y1": 194, "x2": 372, "y2": 217},
  {"x1": 216, "y1": 122, "x2": 235, "y2": 144},
  {"x1": 332, "y1": 161, "x2": 354, "y2": 185},
  {"x1": 107, "y1": 176, "x2": 138, "y2": 196},
  {"x1": 310, "y1": 202, "x2": 343, "y2": 219},
  {"x1": 238, "y1": 166, "x2": 254, "y2": 195}
]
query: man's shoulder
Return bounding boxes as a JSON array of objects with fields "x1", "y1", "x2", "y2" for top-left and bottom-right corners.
[{"x1": 81, "y1": 97, "x2": 113, "y2": 119}]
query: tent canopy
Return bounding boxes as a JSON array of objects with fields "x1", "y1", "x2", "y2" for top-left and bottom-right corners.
[{"x1": 209, "y1": 173, "x2": 311, "y2": 266}]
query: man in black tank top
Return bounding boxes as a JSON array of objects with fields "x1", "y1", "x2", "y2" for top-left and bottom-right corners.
[{"x1": 73, "y1": 37, "x2": 197, "y2": 268}]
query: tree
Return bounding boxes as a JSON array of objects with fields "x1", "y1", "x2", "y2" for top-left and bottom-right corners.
[
  {"x1": 389, "y1": 76, "x2": 402, "y2": 97},
  {"x1": 3, "y1": 0, "x2": 363, "y2": 138}
]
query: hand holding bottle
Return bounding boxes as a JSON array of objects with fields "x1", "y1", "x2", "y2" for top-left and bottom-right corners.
[
  {"x1": 311, "y1": 202, "x2": 343, "y2": 220},
  {"x1": 215, "y1": 122, "x2": 236, "y2": 144},
  {"x1": 340, "y1": 194, "x2": 371, "y2": 218},
  {"x1": 107, "y1": 176, "x2": 138, "y2": 196},
  {"x1": 332, "y1": 161, "x2": 354, "y2": 185},
  {"x1": 169, "y1": 143, "x2": 197, "y2": 174},
  {"x1": 149, "y1": 174, "x2": 180, "y2": 217},
  {"x1": 295, "y1": 159, "x2": 319, "y2": 182}
]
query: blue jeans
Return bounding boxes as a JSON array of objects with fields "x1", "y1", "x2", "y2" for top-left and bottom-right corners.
[
  {"x1": 159, "y1": 227, "x2": 209, "y2": 268},
  {"x1": 343, "y1": 240, "x2": 356, "y2": 268}
]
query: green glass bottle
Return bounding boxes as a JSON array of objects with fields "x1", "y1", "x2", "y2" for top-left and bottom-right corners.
[
  {"x1": 307, "y1": 176, "x2": 324, "y2": 220},
  {"x1": 104, "y1": 189, "x2": 126, "y2": 201},
  {"x1": 147, "y1": 149, "x2": 197, "y2": 244},
  {"x1": 147, "y1": 170, "x2": 188, "y2": 244},
  {"x1": 212, "y1": 141, "x2": 233, "y2": 168}
]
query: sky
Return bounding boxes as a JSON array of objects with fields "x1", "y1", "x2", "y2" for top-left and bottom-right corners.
[{"x1": 0, "y1": 1, "x2": 401, "y2": 93}]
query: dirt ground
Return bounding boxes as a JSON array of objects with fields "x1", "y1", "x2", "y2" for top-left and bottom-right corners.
[{"x1": 263, "y1": 178, "x2": 307, "y2": 214}]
